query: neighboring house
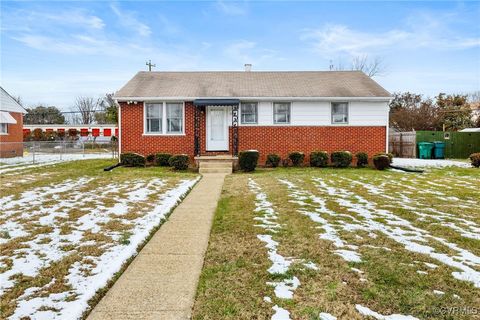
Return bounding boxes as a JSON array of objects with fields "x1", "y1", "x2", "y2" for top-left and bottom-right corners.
[
  {"x1": 0, "y1": 87, "x2": 27, "y2": 158},
  {"x1": 114, "y1": 70, "x2": 391, "y2": 164}
]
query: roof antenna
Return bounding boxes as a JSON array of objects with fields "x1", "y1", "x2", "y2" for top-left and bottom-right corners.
[
  {"x1": 146, "y1": 59, "x2": 156, "y2": 72},
  {"x1": 329, "y1": 60, "x2": 334, "y2": 71},
  {"x1": 244, "y1": 63, "x2": 252, "y2": 72}
]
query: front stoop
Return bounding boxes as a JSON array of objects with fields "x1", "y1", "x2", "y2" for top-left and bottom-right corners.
[{"x1": 195, "y1": 155, "x2": 237, "y2": 174}]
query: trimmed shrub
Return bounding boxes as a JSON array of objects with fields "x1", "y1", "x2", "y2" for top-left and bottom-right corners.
[
  {"x1": 169, "y1": 154, "x2": 189, "y2": 170},
  {"x1": 239, "y1": 150, "x2": 259, "y2": 172},
  {"x1": 373, "y1": 154, "x2": 390, "y2": 170},
  {"x1": 155, "y1": 153, "x2": 172, "y2": 166},
  {"x1": 310, "y1": 151, "x2": 329, "y2": 167},
  {"x1": 120, "y1": 153, "x2": 146, "y2": 167},
  {"x1": 469, "y1": 153, "x2": 480, "y2": 168},
  {"x1": 146, "y1": 154, "x2": 155, "y2": 163},
  {"x1": 331, "y1": 151, "x2": 353, "y2": 168},
  {"x1": 374, "y1": 152, "x2": 393, "y2": 164},
  {"x1": 266, "y1": 154, "x2": 281, "y2": 168},
  {"x1": 355, "y1": 152, "x2": 369, "y2": 168},
  {"x1": 288, "y1": 152, "x2": 305, "y2": 167}
]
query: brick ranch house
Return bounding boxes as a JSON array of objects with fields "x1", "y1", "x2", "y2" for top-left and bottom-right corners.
[
  {"x1": 114, "y1": 70, "x2": 391, "y2": 164},
  {"x1": 0, "y1": 86, "x2": 27, "y2": 158}
]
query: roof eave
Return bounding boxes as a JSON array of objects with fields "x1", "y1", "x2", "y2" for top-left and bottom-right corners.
[{"x1": 114, "y1": 96, "x2": 392, "y2": 102}]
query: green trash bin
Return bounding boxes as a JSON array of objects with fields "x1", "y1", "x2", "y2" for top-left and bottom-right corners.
[
  {"x1": 433, "y1": 141, "x2": 445, "y2": 159},
  {"x1": 418, "y1": 142, "x2": 434, "y2": 159}
]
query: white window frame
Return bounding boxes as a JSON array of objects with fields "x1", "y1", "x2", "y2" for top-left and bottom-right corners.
[
  {"x1": 145, "y1": 103, "x2": 163, "y2": 134},
  {"x1": 273, "y1": 102, "x2": 291, "y2": 124},
  {"x1": 143, "y1": 102, "x2": 185, "y2": 135},
  {"x1": 0, "y1": 123, "x2": 8, "y2": 135},
  {"x1": 240, "y1": 102, "x2": 258, "y2": 124},
  {"x1": 331, "y1": 102, "x2": 349, "y2": 124}
]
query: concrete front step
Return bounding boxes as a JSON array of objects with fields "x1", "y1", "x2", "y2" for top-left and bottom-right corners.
[
  {"x1": 200, "y1": 161, "x2": 233, "y2": 168},
  {"x1": 199, "y1": 167, "x2": 232, "y2": 174}
]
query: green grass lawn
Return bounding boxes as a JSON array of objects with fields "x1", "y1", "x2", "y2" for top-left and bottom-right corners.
[
  {"x1": 193, "y1": 167, "x2": 480, "y2": 320},
  {"x1": 0, "y1": 159, "x2": 198, "y2": 319}
]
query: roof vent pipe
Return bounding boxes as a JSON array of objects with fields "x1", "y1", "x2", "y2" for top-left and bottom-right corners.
[{"x1": 244, "y1": 64, "x2": 252, "y2": 72}]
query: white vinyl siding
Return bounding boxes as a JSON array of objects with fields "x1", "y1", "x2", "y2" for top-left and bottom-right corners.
[
  {"x1": 144, "y1": 102, "x2": 184, "y2": 135},
  {"x1": 237, "y1": 101, "x2": 388, "y2": 126},
  {"x1": 241, "y1": 102, "x2": 258, "y2": 124},
  {"x1": 273, "y1": 102, "x2": 291, "y2": 124}
]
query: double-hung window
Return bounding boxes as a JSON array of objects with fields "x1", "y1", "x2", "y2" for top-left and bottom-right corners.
[
  {"x1": 146, "y1": 103, "x2": 162, "y2": 133},
  {"x1": 273, "y1": 102, "x2": 290, "y2": 124},
  {"x1": 145, "y1": 102, "x2": 184, "y2": 134},
  {"x1": 166, "y1": 103, "x2": 183, "y2": 133},
  {"x1": 331, "y1": 102, "x2": 349, "y2": 124},
  {"x1": 0, "y1": 123, "x2": 8, "y2": 134},
  {"x1": 241, "y1": 102, "x2": 258, "y2": 124}
]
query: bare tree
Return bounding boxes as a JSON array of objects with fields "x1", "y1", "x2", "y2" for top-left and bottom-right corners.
[
  {"x1": 73, "y1": 96, "x2": 101, "y2": 124},
  {"x1": 331, "y1": 55, "x2": 386, "y2": 77}
]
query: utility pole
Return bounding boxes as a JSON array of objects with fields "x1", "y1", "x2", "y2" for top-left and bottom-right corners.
[{"x1": 146, "y1": 60, "x2": 156, "y2": 71}]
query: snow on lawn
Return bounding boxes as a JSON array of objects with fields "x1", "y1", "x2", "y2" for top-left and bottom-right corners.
[
  {"x1": 392, "y1": 158, "x2": 471, "y2": 168},
  {"x1": 279, "y1": 177, "x2": 480, "y2": 288},
  {"x1": 0, "y1": 153, "x2": 114, "y2": 174},
  {"x1": 0, "y1": 176, "x2": 198, "y2": 320},
  {"x1": 248, "y1": 178, "x2": 313, "y2": 320}
]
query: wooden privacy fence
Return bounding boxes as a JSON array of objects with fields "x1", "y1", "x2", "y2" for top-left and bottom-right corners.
[
  {"x1": 389, "y1": 131, "x2": 416, "y2": 158},
  {"x1": 416, "y1": 131, "x2": 480, "y2": 159}
]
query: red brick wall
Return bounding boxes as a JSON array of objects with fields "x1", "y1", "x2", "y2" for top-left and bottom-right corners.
[
  {"x1": 238, "y1": 126, "x2": 386, "y2": 164},
  {"x1": 120, "y1": 102, "x2": 386, "y2": 163},
  {"x1": 0, "y1": 112, "x2": 24, "y2": 158},
  {"x1": 120, "y1": 101, "x2": 195, "y2": 157}
]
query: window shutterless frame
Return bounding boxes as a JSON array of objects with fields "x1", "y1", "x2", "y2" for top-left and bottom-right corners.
[
  {"x1": 240, "y1": 102, "x2": 258, "y2": 124},
  {"x1": 143, "y1": 102, "x2": 185, "y2": 135},
  {"x1": 331, "y1": 102, "x2": 349, "y2": 124},
  {"x1": 273, "y1": 102, "x2": 291, "y2": 124},
  {"x1": 0, "y1": 123, "x2": 8, "y2": 135}
]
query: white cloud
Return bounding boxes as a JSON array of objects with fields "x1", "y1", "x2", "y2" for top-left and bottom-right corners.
[
  {"x1": 215, "y1": 0, "x2": 247, "y2": 15},
  {"x1": 302, "y1": 12, "x2": 480, "y2": 57},
  {"x1": 110, "y1": 3, "x2": 151, "y2": 37}
]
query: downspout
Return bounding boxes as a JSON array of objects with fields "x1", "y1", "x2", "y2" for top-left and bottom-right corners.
[{"x1": 114, "y1": 99, "x2": 122, "y2": 162}]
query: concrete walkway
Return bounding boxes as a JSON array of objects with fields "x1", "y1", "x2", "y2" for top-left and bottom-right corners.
[{"x1": 87, "y1": 173, "x2": 227, "y2": 320}]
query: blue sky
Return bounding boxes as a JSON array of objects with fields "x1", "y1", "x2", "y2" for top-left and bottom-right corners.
[{"x1": 1, "y1": 1, "x2": 479, "y2": 110}]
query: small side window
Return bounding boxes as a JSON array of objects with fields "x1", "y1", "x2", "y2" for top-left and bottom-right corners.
[
  {"x1": 0, "y1": 123, "x2": 8, "y2": 134},
  {"x1": 331, "y1": 102, "x2": 348, "y2": 124},
  {"x1": 273, "y1": 102, "x2": 291, "y2": 124},
  {"x1": 241, "y1": 102, "x2": 258, "y2": 124}
]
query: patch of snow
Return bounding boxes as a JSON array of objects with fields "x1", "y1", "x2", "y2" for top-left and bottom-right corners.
[
  {"x1": 264, "y1": 296, "x2": 272, "y2": 303},
  {"x1": 355, "y1": 304, "x2": 420, "y2": 320},
  {"x1": 335, "y1": 250, "x2": 362, "y2": 263},
  {"x1": 303, "y1": 261, "x2": 319, "y2": 270},
  {"x1": 267, "y1": 276, "x2": 300, "y2": 299},
  {"x1": 272, "y1": 305, "x2": 291, "y2": 320},
  {"x1": 392, "y1": 158, "x2": 470, "y2": 168},
  {"x1": 433, "y1": 290, "x2": 445, "y2": 295},
  {"x1": 319, "y1": 313, "x2": 337, "y2": 320},
  {"x1": 0, "y1": 153, "x2": 114, "y2": 174},
  {"x1": 416, "y1": 271, "x2": 428, "y2": 275},
  {"x1": 424, "y1": 262, "x2": 438, "y2": 269}
]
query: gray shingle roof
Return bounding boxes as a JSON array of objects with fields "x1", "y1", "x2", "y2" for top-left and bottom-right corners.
[
  {"x1": 115, "y1": 71, "x2": 390, "y2": 99},
  {"x1": 0, "y1": 86, "x2": 27, "y2": 113}
]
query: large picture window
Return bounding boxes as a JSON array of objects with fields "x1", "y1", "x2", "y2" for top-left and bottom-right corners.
[
  {"x1": 273, "y1": 102, "x2": 291, "y2": 124},
  {"x1": 241, "y1": 102, "x2": 258, "y2": 124},
  {"x1": 145, "y1": 102, "x2": 184, "y2": 134},
  {"x1": 331, "y1": 102, "x2": 349, "y2": 124},
  {"x1": 146, "y1": 103, "x2": 162, "y2": 133}
]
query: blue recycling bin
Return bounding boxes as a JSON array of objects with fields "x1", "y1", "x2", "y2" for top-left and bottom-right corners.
[{"x1": 433, "y1": 141, "x2": 445, "y2": 159}]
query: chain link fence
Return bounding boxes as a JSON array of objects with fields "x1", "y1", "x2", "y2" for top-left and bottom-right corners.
[{"x1": 0, "y1": 140, "x2": 118, "y2": 165}]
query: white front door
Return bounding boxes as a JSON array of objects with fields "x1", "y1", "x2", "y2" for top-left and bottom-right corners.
[{"x1": 207, "y1": 106, "x2": 229, "y2": 151}]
